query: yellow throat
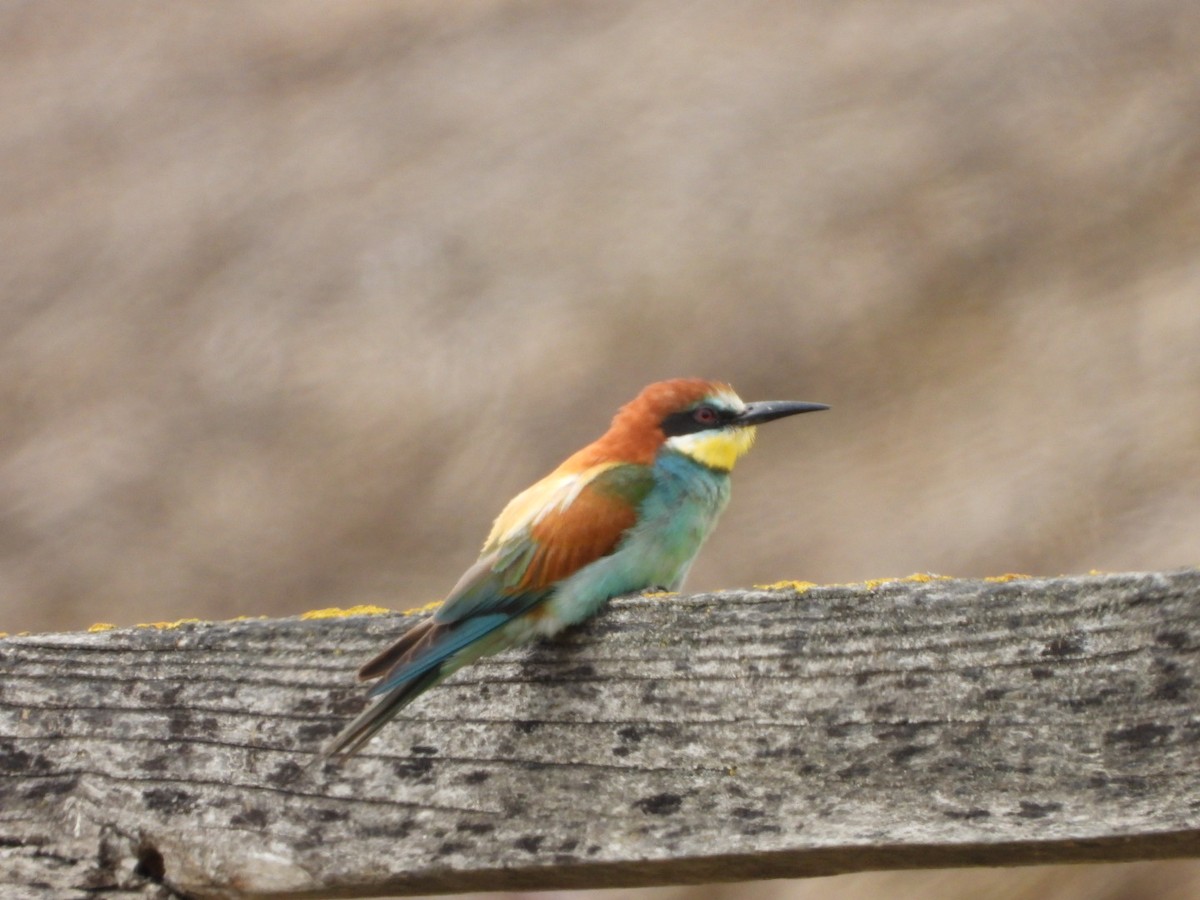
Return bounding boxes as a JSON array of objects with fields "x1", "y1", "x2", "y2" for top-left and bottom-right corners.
[{"x1": 665, "y1": 426, "x2": 757, "y2": 472}]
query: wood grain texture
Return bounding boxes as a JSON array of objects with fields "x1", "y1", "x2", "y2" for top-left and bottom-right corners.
[{"x1": 2, "y1": 570, "x2": 1198, "y2": 899}]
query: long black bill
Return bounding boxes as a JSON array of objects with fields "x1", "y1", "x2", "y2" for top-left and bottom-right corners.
[{"x1": 736, "y1": 400, "x2": 830, "y2": 426}]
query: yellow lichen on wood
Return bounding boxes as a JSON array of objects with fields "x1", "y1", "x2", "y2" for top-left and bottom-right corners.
[
  {"x1": 301, "y1": 600, "x2": 442, "y2": 620},
  {"x1": 88, "y1": 623, "x2": 117, "y2": 633},
  {"x1": 136, "y1": 618, "x2": 203, "y2": 630},
  {"x1": 861, "y1": 573, "x2": 952, "y2": 589},
  {"x1": 757, "y1": 573, "x2": 1042, "y2": 594},
  {"x1": 300, "y1": 605, "x2": 394, "y2": 620},
  {"x1": 402, "y1": 599, "x2": 443, "y2": 615},
  {"x1": 754, "y1": 580, "x2": 817, "y2": 592},
  {"x1": 757, "y1": 574, "x2": 955, "y2": 593}
]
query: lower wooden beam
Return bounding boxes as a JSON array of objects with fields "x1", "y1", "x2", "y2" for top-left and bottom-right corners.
[{"x1": 1, "y1": 570, "x2": 1198, "y2": 898}]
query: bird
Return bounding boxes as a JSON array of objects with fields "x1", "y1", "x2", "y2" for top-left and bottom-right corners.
[{"x1": 318, "y1": 378, "x2": 827, "y2": 762}]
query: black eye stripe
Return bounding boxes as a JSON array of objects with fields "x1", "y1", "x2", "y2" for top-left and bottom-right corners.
[{"x1": 660, "y1": 406, "x2": 736, "y2": 437}]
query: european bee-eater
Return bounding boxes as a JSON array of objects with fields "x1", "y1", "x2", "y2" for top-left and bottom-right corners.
[{"x1": 319, "y1": 378, "x2": 827, "y2": 761}]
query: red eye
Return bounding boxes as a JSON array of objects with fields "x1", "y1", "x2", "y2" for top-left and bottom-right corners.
[{"x1": 693, "y1": 405, "x2": 718, "y2": 425}]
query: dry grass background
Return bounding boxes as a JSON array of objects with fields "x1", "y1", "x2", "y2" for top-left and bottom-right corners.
[{"x1": 2, "y1": 1, "x2": 1198, "y2": 897}]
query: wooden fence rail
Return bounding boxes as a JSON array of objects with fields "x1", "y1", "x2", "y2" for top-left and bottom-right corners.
[{"x1": 2, "y1": 570, "x2": 1198, "y2": 899}]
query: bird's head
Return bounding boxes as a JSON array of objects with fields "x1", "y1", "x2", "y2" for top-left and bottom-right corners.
[{"x1": 596, "y1": 378, "x2": 828, "y2": 472}]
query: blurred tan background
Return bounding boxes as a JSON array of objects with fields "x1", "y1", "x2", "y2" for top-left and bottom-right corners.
[{"x1": 2, "y1": 1, "x2": 1197, "y2": 898}]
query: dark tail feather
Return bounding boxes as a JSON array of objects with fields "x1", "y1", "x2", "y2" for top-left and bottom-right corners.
[
  {"x1": 314, "y1": 669, "x2": 443, "y2": 766},
  {"x1": 357, "y1": 617, "x2": 444, "y2": 681},
  {"x1": 312, "y1": 611, "x2": 515, "y2": 769}
]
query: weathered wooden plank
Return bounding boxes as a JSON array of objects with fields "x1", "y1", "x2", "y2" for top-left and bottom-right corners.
[{"x1": 1, "y1": 570, "x2": 1198, "y2": 898}]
